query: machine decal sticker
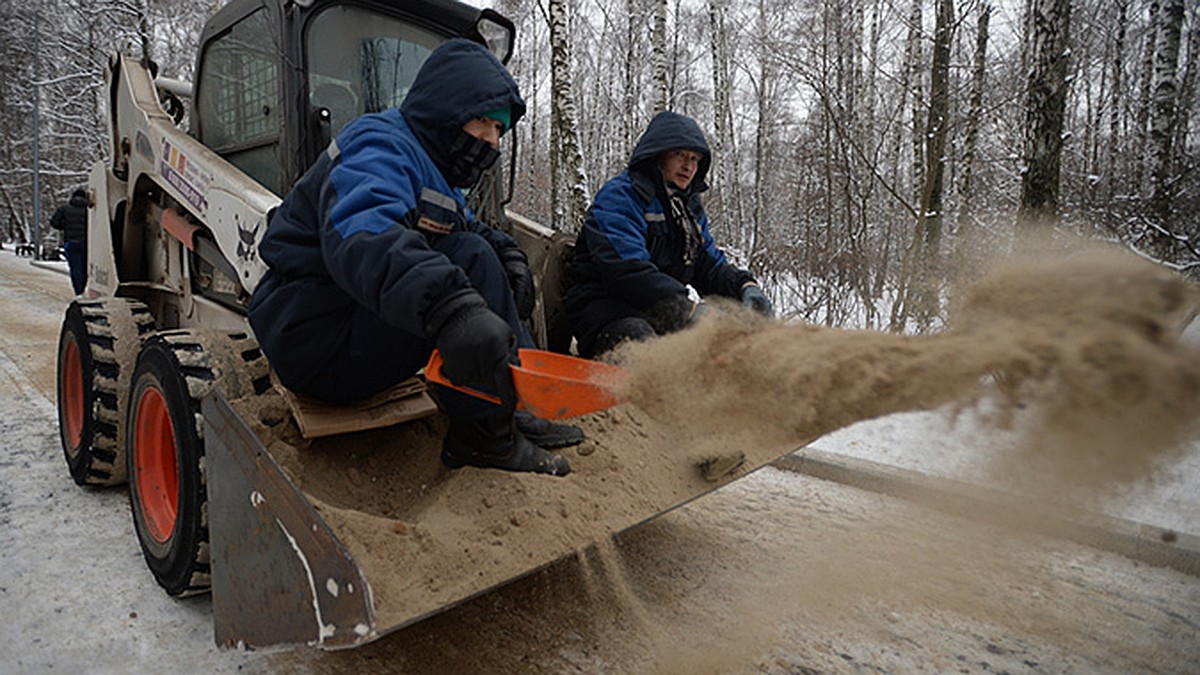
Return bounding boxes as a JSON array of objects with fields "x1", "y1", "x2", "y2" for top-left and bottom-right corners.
[
  {"x1": 161, "y1": 140, "x2": 212, "y2": 214},
  {"x1": 237, "y1": 221, "x2": 261, "y2": 262}
]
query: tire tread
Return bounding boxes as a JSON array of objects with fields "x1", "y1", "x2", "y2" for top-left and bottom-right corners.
[
  {"x1": 58, "y1": 297, "x2": 153, "y2": 487},
  {"x1": 128, "y1": 329, "x2": 268, "y2": 597}
]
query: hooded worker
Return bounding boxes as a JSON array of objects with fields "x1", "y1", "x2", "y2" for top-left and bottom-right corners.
[
  {"x1": 565, "y1": 111, "x2": 773, "y2": 359},
  {"x1": 249, "y1": 38, "x2": 579, "y2": 476},
  {"x1": 50, "y1": 188, "x2": 89, "y2": 294}
]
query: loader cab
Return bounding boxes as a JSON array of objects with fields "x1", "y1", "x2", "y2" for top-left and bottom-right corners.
[{"x1": 192, "y1": 0, "x2": 515, "y2": 197}]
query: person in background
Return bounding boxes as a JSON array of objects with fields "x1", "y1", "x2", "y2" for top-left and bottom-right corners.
[
  {"x1": 565, "y1": 111, "x2": 773, "y2": 359},
  {"x1": 50, "y1": 188, "x2": 89, "y2": 295},
  {"x1": 248, "y1": 38, "x2": 581, "y2": 477}
]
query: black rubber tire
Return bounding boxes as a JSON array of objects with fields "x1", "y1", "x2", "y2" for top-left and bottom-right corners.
[
  {"x1": 56, "y1": 298, "x2": 154, "y2": 487},
  {"x1": 126, "y1": 329, "x2": 271, "y2": 597}
]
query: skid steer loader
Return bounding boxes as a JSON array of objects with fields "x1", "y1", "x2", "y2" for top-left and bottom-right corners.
[{"x1": 53, "y1": 0, "x2": 802, "y2": 651}]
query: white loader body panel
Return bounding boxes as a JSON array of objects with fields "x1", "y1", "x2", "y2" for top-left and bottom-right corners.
[{"x1": 86, "y1": 54, "x2": 277, "y2": 330}]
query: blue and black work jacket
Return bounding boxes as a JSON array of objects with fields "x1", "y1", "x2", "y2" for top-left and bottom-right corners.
[
  {"x1": 565, "y1": 111, "x2": 754, "y2": 342},
  {"x1": 247, "y1": 38, "x2": 526, "y2": 385}
]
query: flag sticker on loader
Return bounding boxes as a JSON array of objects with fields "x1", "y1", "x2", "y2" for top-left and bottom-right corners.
[{"x1": 161, "y1": 140, "x2": 212, "y2": 215}]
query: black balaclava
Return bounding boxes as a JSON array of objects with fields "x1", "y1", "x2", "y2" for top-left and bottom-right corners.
[{"x1": 441, "y1": 128, "x2": 501, "y2": 188}]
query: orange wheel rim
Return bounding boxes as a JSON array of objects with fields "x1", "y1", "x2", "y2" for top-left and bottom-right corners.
[
  {"x1": 134, "y1": 387, "x2": 178, "y2": 543},
  {"x1": 62, "y1": 336, "x2": 84, "y2": 448}
]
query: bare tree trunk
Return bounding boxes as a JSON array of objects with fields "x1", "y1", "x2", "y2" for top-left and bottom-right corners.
[
  {"x1": 548, "y1": 0, "x2": 589, "y2": 232},
  {"x1": 912, "y1": 0, "x2": 953, "y2": 327},
  {"x1": 1134, "y1": 1, "x2": 1160, "y2": 195},
  {"x1": 905, "y1": 0, "x2": 924, "y2": 204},
  {"x1": 819, "y1": 0, "x2": 838, "y2": 313},
  {"x1": 1020, "y1": 0, "x2": 1033, "y2": 76},
  {"x1": 625, "y1": 0, "x2": 642, "y2": 149},
  {"x1": 709, "y1": 0, "x2": 746, "y2": 245},
  {"x1": 1174, "y1": 5, "x2": 1199, "y2": 171},
  {"x1": 1149, "y1": 0, "x2": 1185, "y2": 221},
  {"x1": 651, "y1": 0, "x2": 668, "y2": 114},
  {"x1": 889, "y1": 0, "x2": 914, "y2": 216},
  {"x1": 861, "y1": 0, "x2": 883, "y2": 310},
  {"x1": 708, "y1": 0, "x2": 731, "y2": 226},
  {"x1": 1107, "y1": 0, "x2": 1129, "y2": 203},
  {"x1": 751, "y1": 0, "x2": 773, "y2": 267},
  {"x1": 137, "y1": 0, "x2": 152, "y2": 63},
  {"x1": 1019, "y1": 0, "x2": 1072, "y2": 229},
  {"x1": 864, "y1": 0, "x2": 882, "y2": 150},
  {"x1": 864, "y1": 0, "x2": 882, "y2": 145},
  {"x1": 957, "y1": 3, "x2": 991, "y2": 232},
  {"x1": 847, "y1": 0, "x2": 863, "y2": 140},
  {"x1": 888, "y1": 0, "x2": 921, "y2": 331},
  {"x1": 1082, "y1": 18, "x2": 1105, "y2": 204}
]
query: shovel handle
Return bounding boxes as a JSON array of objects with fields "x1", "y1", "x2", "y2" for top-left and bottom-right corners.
[{"x1": 423, "y1": 350, "x2": 506, "y2": 406}]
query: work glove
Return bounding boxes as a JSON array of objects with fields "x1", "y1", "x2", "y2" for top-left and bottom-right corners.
[
  {"x1": 428, "y1": 289, "x2": 518, "y2": 409},
  {"x1": 648, "y1": 293, "x2": 697, "y2": 334},
  {"x1": 741, "y1": 283, "x2": 773, "y2": 317},
  {"x1": 502, "y1": 248, "x2": 536, "y2": 321}
]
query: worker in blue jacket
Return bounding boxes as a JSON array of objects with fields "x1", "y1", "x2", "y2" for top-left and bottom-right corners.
[
  {"x1": 565, "y1": 111, "x2": 773, "y2": 359},
  {"x1": 248, "y1": 38, "x2": 579, "y2": 477}
]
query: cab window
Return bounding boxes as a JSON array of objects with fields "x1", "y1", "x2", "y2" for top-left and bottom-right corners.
[
  {"x1": 306, "y1": 7, "x2": 444, "y2": 137},
  {"x1": 197, "y1": 8, "x2": 283, "y2": 195}
]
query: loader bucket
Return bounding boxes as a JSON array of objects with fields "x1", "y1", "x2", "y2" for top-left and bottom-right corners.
[{"x1": 202, "y1": 388, "x2": 805, "y2": 651}]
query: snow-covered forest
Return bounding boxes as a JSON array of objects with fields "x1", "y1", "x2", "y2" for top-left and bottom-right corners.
[{"x1": 1, "y1": 0, "x2": 1197, "y2": 329}]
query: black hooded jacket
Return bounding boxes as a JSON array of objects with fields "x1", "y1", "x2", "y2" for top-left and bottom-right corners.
[
  {"x1": 565, "y1": 111, "x2": 754, "y2": 342},
  {"x1": 50, "y1": 190, "x2": 88, "y2": 243}
]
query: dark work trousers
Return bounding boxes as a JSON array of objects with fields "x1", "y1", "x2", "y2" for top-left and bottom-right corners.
[
  {"x1": 64, "y1": 241, "x2": 86, "y2": 295},
  {"x1": 289, "y1": 231, "x2": 532, "y2": 421}
]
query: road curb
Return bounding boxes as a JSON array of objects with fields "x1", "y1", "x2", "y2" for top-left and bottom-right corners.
[
  {"x1": 30, "y1": 260, "x2": 68, "y2": 275},
  {"x1": 772, "y1": 447, "x2": 1200, "y2": 578}
]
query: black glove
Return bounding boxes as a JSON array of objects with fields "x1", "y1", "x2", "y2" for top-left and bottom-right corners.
[
  {"x1": 647, "y1": 294, "x2": 698, "y2": 334},
  {"x1": 741, "y1": 284, "x2": 773, "y2": 317},
  {"x1": 502, "y1": 249, "x2": 535, "y2": 321},
  {"x1": 427, "y1": 289, "x2": 518, "y2": 408}
]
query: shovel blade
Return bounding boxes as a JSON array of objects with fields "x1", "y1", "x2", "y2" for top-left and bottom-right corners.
[{"x1": 424, "y1": 349, "x2": 625, "y2": 419}]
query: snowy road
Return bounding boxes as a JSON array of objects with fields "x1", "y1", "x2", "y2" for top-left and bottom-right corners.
[{"x1": 1, "y1": 249, "x2": 1198, "y2": 674}]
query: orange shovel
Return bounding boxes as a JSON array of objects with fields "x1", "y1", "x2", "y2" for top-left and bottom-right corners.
[{"x1": 424, "y1": 348, "x2": 626, "y2": 420}]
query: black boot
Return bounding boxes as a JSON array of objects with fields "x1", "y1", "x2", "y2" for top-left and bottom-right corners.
[
  {"x1": 514, "y1": 410, "x2": 585, "y2": 448},
  {"x1": 442, "y1": 412, "x2": 571, "y2": 477}
]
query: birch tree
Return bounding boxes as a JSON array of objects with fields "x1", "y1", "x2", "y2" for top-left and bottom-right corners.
[
  {"x1": 707, "y1": 0, "x2": 741, "y2": 234},
  {"x1": 546, "y1": 0, "x2": 589, "y2": 232},
  {"x1": 626, "y1": 0, "x2": 649, "y2": 148},
  {"x1": 651, "y1": 0, "x2": 668, "y2": 114},
  {"x1": 957, "y1": 3, "x2": 991, "y2": 232},
  {"x1": 1148, "y1": 0, "x2": 1185, "y2": 221},
  {"x1": 1018, "y1": 0, "x2": 1072, "y2": 228}
]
